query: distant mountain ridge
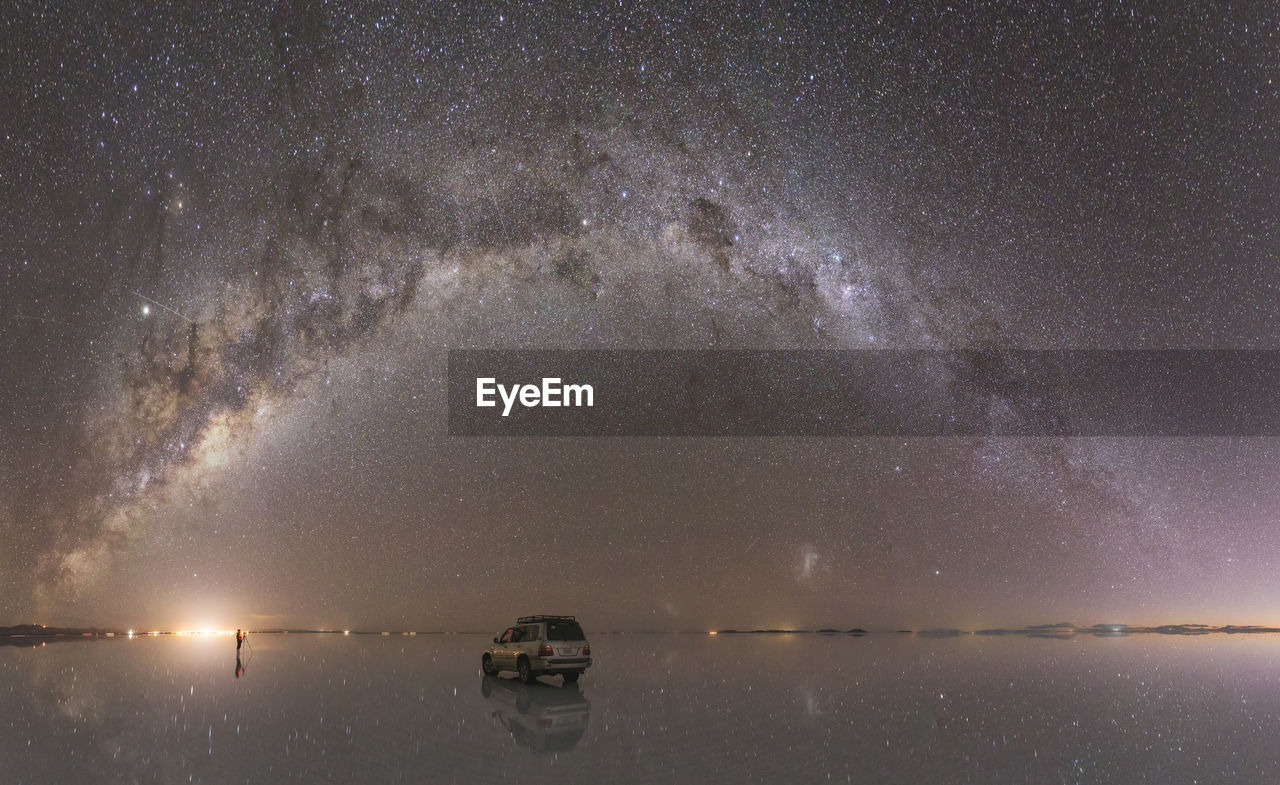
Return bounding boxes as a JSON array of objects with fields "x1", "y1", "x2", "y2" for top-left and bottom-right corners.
[
  {"x1": 714, "y1": 623, "x2": 1280, "y2": 637},
  {"x1": 6, "y1": 623, "x2": 1280, "y2": 638},
  {"x1": 0, "y1": 624, "x2": 123, "y2": 636}
]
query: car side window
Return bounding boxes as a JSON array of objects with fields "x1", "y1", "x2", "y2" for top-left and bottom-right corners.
[
  {"x1": 524, "y1": 625, "x2": 539, "y2": 641},
  {"x1": 499, "y1": 629, "x2": 512, "y2": 644}
]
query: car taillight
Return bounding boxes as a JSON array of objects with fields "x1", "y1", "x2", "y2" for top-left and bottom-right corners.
[
  {"x1": 582, "y1": 644, "x2": 590, "y2": 655},
  {"x1": 539, "y1": 644, "x2": 554, "y2": 657}
]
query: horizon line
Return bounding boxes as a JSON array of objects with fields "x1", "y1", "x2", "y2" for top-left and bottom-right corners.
[{"x1": 6, "y1": 622, "x2": 1280, "y2": 638}]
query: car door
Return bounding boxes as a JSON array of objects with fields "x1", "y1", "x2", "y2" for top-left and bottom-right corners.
[
  {"x1": 513, "y1": 624, "x2": 536, "y2": 664},
  {"x1": 496, "y1": 628, "x2": 515, "y2": 669}
]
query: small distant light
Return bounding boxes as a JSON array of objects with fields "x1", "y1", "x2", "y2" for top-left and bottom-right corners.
[
  {"x1": 141, "y1": 305, "x2": 150, "y2": 316},
  {"x1": 708, "y1": 630, "x2": 718, "y2": 636},
  {"x1": 343, "y1": 630, "x2": 350, "y2": 636}
]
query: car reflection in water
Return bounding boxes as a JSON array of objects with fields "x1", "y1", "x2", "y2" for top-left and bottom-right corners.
[{"x1": 480, "y1": 674, "x2": 591, "y2": 752}]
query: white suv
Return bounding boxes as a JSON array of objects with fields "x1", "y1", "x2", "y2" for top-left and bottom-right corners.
[{"x1": 482, "y1": 615, "x2": 592, "y2": 684}]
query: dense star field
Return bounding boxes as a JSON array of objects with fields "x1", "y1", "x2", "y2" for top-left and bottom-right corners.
[{"x1": 1, "y1": 2, "x2": 1277, "y2": 632}]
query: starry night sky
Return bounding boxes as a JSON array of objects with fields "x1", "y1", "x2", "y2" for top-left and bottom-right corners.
[{"x1": 1, "y1": 1, "x2": 1278, "y2": 632}]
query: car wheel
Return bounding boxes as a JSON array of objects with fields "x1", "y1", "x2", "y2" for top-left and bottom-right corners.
[
  {"x1": 563, "y1": 670, "x2": 580, "y2": 683},
  {"x1": 517, "y1": 657, "x2": 535, "y2": 684},
  {"x1": 482, "y1": 654, "x2": 498, "y2": 676}
]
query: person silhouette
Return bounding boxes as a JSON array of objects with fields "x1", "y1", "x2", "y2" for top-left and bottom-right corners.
[{"x1": 236, "y1": 629, "x2": 244, "y2": 651}]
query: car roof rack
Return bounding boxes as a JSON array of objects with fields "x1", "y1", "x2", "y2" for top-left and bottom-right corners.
[{"x1": 517, "y1": 615, "x2": 577, "y2": 624}]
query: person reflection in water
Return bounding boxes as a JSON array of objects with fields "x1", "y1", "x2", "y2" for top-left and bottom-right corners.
[{"x1": 235, "y1": 655, "x2": 245, "y2": 679}]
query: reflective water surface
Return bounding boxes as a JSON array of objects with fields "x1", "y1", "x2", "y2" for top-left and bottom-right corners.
[{"x1": 5, "y1": 632, "x2": 1280, "y2": 783}]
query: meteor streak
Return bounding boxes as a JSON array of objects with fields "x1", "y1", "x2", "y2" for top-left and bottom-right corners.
[{"x1": 131, "y1": 291, "x2": 194, "y2": 323}]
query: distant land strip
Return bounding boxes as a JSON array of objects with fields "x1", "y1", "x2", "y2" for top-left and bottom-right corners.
[
  {"x1": 6, "y1": 622, "x2": 1280, "y2": 644},
  {"x1": 715, "y1": 624, "x2": 1280, "y2": 637}
]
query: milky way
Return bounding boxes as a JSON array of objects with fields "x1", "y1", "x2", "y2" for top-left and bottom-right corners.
[{"x1": 2, "y1": 2, "x2": 1278, "y2": 630}]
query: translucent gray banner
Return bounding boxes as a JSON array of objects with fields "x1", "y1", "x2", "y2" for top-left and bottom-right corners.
[{"x1": 446, "y1": 350, "x2": 1280, "y2": 436}]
